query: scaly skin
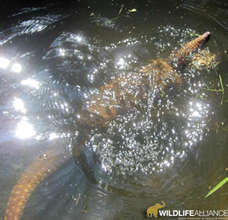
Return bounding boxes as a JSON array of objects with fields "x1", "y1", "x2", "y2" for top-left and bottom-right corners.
[
  {"x1": 4, "y1": 32, "x2": 211, "y2": 220},
  {"x1": 77, "y1": 32, "x2": 211, "y2": 128},
  {"x1": 170, "y1": 32, "x2": 211, "y2": 64},
  {"x1": 4, "y1": 150, "x2": 71, "y2": 220}
]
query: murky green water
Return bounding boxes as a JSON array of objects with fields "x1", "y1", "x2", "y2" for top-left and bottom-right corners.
[{"x1": 0, "y1": 0, "x2": 228, "y2": 219}]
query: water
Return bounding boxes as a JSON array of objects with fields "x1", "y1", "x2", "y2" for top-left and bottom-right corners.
[{"x1": 0, "y1": 0, "x2": 228, "y2": 219}]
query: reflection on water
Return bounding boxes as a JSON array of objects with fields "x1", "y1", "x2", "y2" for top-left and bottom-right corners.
[
  {"x1": 21, "y1": 78, "x2": 41, "y2": 89},
  {"x1": 0, "y1": 56, "x2": 23, "y2": 74},
  {"x1": 15, "y1": 118, "x2": 36, "y2": 139},
  {"x1": 0, "y1": 57, "x2": 10, "y2": 69},
  {"x1": 0, "y1": 0, "x2": 228, "y2": 219},
  {"x1": 13, "y1": 97, "x2": 27, "y2": 114},
  {"x1": 181, "y1": 0, "x2": 228, "y2": 31}
]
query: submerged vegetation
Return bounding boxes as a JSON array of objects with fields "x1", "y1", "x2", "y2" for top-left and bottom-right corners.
[
  {"x1": 205, "y1": 73, "x2": 225, "y2": 104},
  {"x1": 205, "y1": 72, "x2": 227, "y2": 198}
]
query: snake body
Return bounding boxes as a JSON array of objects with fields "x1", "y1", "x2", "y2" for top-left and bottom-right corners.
[
  {"x1": 77, "y1": 32, "x2": 210, "y2": 127},
  {"x1": 4, "y1": 32, "x2": 211, "y2": 220}
]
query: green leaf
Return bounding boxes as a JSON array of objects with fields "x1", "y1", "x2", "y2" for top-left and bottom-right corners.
[
  {"x1": 128, "y1": 8, "x2": 137, "y2": 13},
  {"x1": 219, "y1": 74, "x2": 224, "y2": 93},
  {"x1": 205, "y1": 177, "x2": 228, "y2": 198}
]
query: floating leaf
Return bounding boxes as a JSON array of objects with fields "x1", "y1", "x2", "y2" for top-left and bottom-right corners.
[
  {"x1": 205, "y1": 177, "x2": 228, "y2": 198},
  {"x1": 128, "y1": 8, "x2": 137, "y2": 13}
]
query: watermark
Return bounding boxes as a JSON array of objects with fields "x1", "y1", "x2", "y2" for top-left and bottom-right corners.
[
  {"x1": 146, "y1": 202, "x2": 166, "y2": 218},
  {"x1": 146, "y1": 203, "x2": 228, "y2": 218}
]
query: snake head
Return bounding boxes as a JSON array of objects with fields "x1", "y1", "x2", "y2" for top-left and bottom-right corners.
[{"x1": 170, "y1": 31, "x2": 211, "y2": 68}]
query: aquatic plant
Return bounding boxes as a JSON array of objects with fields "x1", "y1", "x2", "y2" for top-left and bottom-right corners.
[
  {"x1": 205, "y1": 177, "x2": 228, "y2": 198},
  {"x1": 205, "y1": 73, "x2": 224, "y2": 104}
]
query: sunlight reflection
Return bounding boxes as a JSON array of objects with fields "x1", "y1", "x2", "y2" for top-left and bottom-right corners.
[
  {"x1": 15, "y1": 118, "x2": 36, "y2": 139},
  {"x1": 59, "y1": 48, "x2": 65, "y2": 56},
  {"x1": 11, "y1": 63, "x2": 22, "y2": 73},
  {"x1": 77, "y1": 54, "x2": 84, "y2": 60},
  {"x1": 87, "y1": 73, "x2": 95, "y2": 83},
  {"x1": 0, "y1": 57, "x2": 10, "y2": 69},
  {"x1": 116, "y1": 57, "x2": 127, "y2": 69},
  {"x1": 188, "y1": 100, "x2": 207, "y2": 120},
  {"x1": 71, "y1": 33, "x2": 87, "y2": 45},
  {"x1": 75, "y1": 35, "x2": 82, "y2": 43},
  {"x1": 190, "y1": 110, "x2": 201, "y2": 118},
  {"x1": 13, "y1": 97, "x2": 27, "y2": 114},
  {"x1": 183, "y1": 99, "x2": 210, "y2": 148},
  {"x1": 49, "y1": 132, "x2": 59, "y2": 140},
  {"x1": 21, "y1": 78, "x2": 41, "y2": 89},
  {"x1": 21, "y1": 20, "x2": 48, "y2": 34}
]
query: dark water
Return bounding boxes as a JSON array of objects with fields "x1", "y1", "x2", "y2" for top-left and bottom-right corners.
[{"x1": 0, "y1": 0, "x2": 228, "y2": 219}]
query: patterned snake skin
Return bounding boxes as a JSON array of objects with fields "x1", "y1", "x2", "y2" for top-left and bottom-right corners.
[{"x1": 4, "y1": 32, "x2": 211, "y2": 220}]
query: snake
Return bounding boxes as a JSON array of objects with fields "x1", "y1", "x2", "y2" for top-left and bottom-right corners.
[{"x1": 4, "y1": 31, "x2": 213, "y2": 220}]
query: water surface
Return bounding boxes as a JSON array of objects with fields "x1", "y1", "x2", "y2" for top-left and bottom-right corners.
[{"x1": 0, "y1": 0, "x2": 228, "y2": 219}]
